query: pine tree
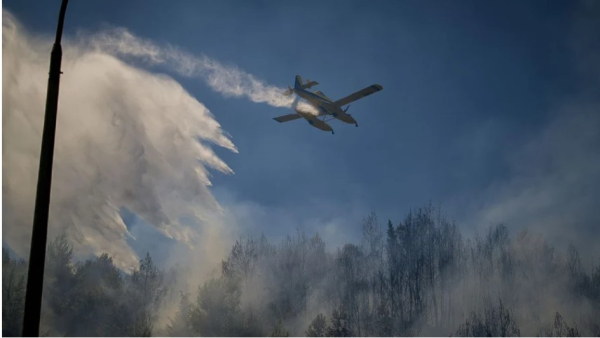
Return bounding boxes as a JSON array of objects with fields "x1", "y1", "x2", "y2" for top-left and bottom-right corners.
[
  {"x1": 306, "y1": 314, "x2": 328, "y2": 337},
  {"x1": 2, "y1": 249, "x2": 27, "y2": 337},
  {"x1": 327, "y1": 308, "x2": 353, "y2": 337},
  {"x1": 269, "y1": 320, "x2": 290, "y2": 337},
  {"x1": 167, "y1": 292, "x2": 194, "y2": 336}
]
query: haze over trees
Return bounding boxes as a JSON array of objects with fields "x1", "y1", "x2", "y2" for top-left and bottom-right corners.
[{"x1": 3, "y1": 205, "x2": 599, "y2": 336}]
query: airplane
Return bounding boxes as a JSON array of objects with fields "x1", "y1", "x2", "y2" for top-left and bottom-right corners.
[{"x1": 273, "y1": 75, "x2": 383, "y2": 134}]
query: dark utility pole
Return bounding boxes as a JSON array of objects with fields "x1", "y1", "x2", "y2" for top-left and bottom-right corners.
[{"x1": 22, "y1": 0, "x2": 69, "y2": 336}]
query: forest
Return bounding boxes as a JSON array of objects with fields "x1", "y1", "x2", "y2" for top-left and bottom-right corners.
[{"x1": 3, "y1": 204, "x2": 599, "y2": 336}]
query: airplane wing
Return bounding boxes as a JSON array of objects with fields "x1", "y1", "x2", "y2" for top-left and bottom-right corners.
[
  {"x1": 333, "y1": 84, "x2": 383, "y2": 107},
  {"x1": 273, "y1": 113, "x2": 302, "y2": 123}
]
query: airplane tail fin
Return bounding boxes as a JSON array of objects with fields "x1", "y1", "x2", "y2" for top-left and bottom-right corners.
[{"x1": 294, "y1": 75, "x2": 302, "y2": 89}]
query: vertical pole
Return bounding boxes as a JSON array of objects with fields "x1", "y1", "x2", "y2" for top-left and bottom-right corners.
[{"x1": 22, "y1": 0, "x2": 69, "y2": 336}]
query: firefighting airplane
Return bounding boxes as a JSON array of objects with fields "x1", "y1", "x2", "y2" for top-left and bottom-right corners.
[{"x1": 273, "y1": 75, "x2": 383, "y2": 134}]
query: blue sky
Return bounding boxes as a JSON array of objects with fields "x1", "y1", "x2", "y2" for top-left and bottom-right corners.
[{"x1": 5, "y1": 0, "x2": 598, "y2": 263}]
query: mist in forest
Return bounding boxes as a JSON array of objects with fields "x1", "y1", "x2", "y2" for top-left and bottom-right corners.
[{"x1": 3, "y1": 205, "x2": 600, "y2": 336}]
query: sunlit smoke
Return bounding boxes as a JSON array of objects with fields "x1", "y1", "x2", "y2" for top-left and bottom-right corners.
[
  {"x1": 2, "y1": 10, "x2": 236, "y2": 272},
  {"x1": 294, "y1": 100, "x2": 320, "y2": 116}
]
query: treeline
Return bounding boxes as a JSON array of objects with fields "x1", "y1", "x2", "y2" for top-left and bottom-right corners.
[
  {"x1": 3, "y1": 234, "x2": 172, "y2": 336},
  {"x1": 3, "y1": 204, "x2": 600, "y2": 336}
]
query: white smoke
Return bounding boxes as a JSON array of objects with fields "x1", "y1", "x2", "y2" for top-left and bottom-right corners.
[
  {"x1": 1, "y1": 10, "x2": 258, "y2": 272},
  {"x1": 456, "y1": 0, "x2": 600, "y2": 265},
  {"x1": 84, "y1": 27, "x2": 296, "y2": 108},
  {"x1": 294, "y1": 100, "x2": 320, "y2": 116}
]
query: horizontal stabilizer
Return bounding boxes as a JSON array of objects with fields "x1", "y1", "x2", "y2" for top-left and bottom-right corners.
[
  {"x1": 273, "y1": 113, "x2": 302, "y2": 123},
  {"x1": 302, "y1": 81, "x2": 319, "y2": 89},
  {"x1": 334, "y1": 84, "x2": 383, "y2": 107},
  {"x1": 295, "y1": 75, "x2": 319, "y2": 89}
]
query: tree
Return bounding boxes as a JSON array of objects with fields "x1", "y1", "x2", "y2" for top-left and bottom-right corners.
[
  {"x1": 64, "y1": 254, "x2": 125, "y2": 336},
  {"x1": 306, "y1": 313, "x2": 328, "y2": 337},
  {"x1": 327, "y1": 308, "x2": 353, "y2": 337},
  {"x1": 239, "y1": 307, "x2": 266, "y2": 337},
  {"x1": 335, "y1": 244, "x2": 367, "y2": 335},
  {"x1": 538, "y1": 312, "x2": 581, "y2": 337},
  {"x1": 269, "y1": 320, "x2": 290, "y2": 337},
  {"x1": 43, "y1": 233, "x2": 76, "y2": 334},
  {"x1": 127, "y1": 253, "x2": 166, "y2": 337},
  {"x1": 267, "y1": 231, "x2": 312, "y2": 319},
  {"x1": 193, "y1": 277, "x2": 242, "y2": 336},
  {"x1": 222, "y1": 238, "x2": 258, "y2": 289},
  {"x1": 455, "y1": 300, "x2": 520, "y2": 337},
  {"x1": 167, "y1": 292, "x2": 194, "y2": 337},
  {"x1": 2, "y1": 249, "x2": 27, "y2": 336}
]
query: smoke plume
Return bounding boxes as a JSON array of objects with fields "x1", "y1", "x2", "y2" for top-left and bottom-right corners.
[
  {"x1": 2, "y1": 9, "x2": 289, "y2": 272},
  {"x1": 84, "y1": 27, "x2": 295, "y2": 108}
]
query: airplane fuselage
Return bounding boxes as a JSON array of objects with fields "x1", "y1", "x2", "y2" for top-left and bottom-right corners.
[{"x1": 292, "y1": 87, "x2": 357, "y2": 125}]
